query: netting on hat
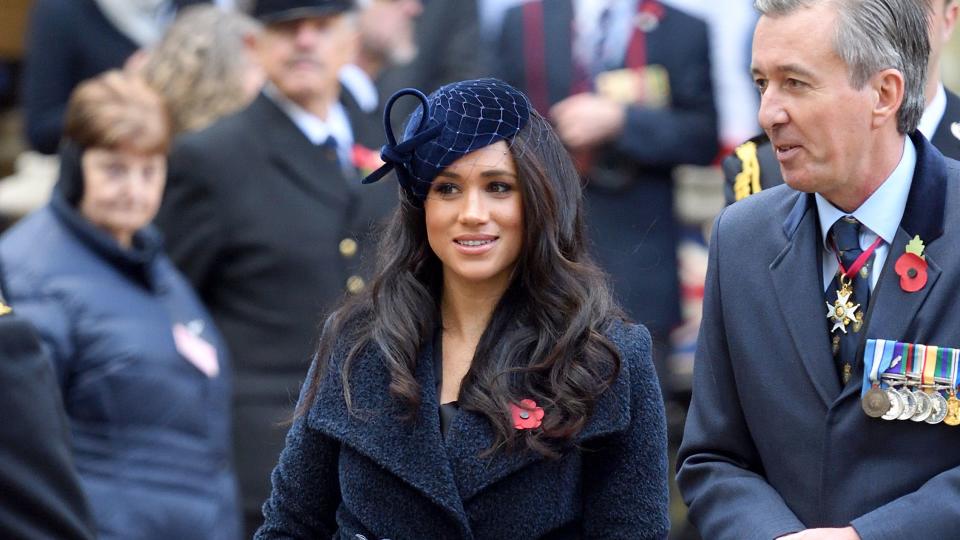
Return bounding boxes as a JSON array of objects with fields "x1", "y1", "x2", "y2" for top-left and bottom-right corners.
[
  {"x1": 362, "y1": 78, "x2": 549, "y2": 201},
  {"x1": 405, "y1": 79, "x2": 548, "y2": 199}
]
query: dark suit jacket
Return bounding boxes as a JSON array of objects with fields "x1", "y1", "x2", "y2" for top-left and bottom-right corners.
[
  {"x1": 257, "y1": 321, "x2": 669, "y2": 539},
  {"x1": 155, "y1": 90, "x2": 398, "y2": 517},
  {"x1": 679, "y1": 134, "x2": 960, "y2": 539},
  {"x1": 496, "y1": 0, "x2": 717, "y2": 338},
  {"x1": 723, "y1": 88, "x2": 960, "y2": 204},
  {"x1": 0, "y1": 293, "x2": 93, "y2": 540}
]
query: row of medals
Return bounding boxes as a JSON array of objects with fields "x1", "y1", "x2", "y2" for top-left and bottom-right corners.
[{"x1": 862, "y1": 374, "x2": 960, "y2": 425}]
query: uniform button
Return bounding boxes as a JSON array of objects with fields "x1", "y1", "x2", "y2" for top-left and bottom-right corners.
[
  {"x1": 354, "y1": 535, "x2": 368, "y2": 540},
  {"x1": 339, "y1": 238, "x2": 358, "y2": 258},
  {"x1": 346, "y1": 275, "x2": 365, "y2": 294}
]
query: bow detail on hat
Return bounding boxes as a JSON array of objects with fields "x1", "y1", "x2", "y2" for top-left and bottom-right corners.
[{"x1": 362, "y1": 89, "x2": 442, "y2": 197}]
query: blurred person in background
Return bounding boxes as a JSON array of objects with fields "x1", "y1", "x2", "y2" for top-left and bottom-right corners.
[
  {"x1": 723, "y1": 0, "x2": 960, "y2": 205},
  {"x1": 155, "y1": 0, "x2": 399, "y2": 534},
  {"x1": 0, "y1": 288, "x2": 94, "y2": 540},
  {"x1": 141, "y1": 4, "x2": 266, "y2": 134},
  {"x1": 21, "y1": 0, "x2": 220, "y2": 155},
  {"x1": 0, "y1": 70, "x2": 240, "y2": 540},
  {"x1": 379, "y1": 0, "x2": 482, "y2": 94},
  {"x1": 496, "y1": 0, "x2": 718, "y2": 392},
  {"x1": 377, "y1": 0, "x2": 484, "y2": 125},
  {"x1": 339, "y1": 0, "x2": 423, "y2": 140}
]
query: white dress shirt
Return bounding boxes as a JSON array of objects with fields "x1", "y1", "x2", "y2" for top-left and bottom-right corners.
[{"x1": 816, "y1": 136, "x2": 916, "y2": 292}]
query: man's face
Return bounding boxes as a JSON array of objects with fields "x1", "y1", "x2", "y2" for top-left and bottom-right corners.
[
  {"x1": 359, "y1": 0, "x2": 423, "y2": 66},
  {"x1": 751, "y1": 4, "x2": 877, "y2": 201},
  {"x1": 257, "y1": 14, "x2": 358, "y2": 106},
  {"x1": 928, "y1": 0, "x2": 959, "y2": 75}
]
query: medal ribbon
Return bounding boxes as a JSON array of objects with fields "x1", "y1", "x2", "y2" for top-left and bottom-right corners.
[
  {"x1": 951, "y1": 349, "x2": 960, "y2": 392},
  {"x1": 937, "y1": 347, "x2": 950, "y2": 384},
  {"x1": 832, "y1": 236, "x2": 884, "y2": 280},
  {"x1": 882, "y1": 340, "x2": 904, "y2": 376},
  {"x1": 863, "y1": 339, "x2": 889, "y2": 396},
  {"x1": 923, "y1": 345, "x2": 939, "y2": 390}
]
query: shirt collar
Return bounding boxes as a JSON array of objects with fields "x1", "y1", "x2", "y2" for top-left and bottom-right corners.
[
  {"x1": 263, "y1": 83, "x2": 354, "y2": 152},
  {"x1": 815, "y1": 135, "x2": 916, "y2": 249},
  {"x1": 339, "y1": 64, "x2": 379, "y2": 114},
  {"x1": 918, "y1": 83, "x2": 947, "y2": 141}
]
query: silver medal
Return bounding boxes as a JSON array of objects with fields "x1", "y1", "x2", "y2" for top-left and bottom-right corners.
[
  {"x1": 926, "y1": 392, "x2": 949, "y2": 424},
  {"x1": 897, "y1": 388, "x2": 918, "y2": 420},
  {"x1": 910, "y1": 390, "x2": 932, "y2": 422},
  {"x1": 882, "y1": 388, "x2": 904, "y2": 420}
]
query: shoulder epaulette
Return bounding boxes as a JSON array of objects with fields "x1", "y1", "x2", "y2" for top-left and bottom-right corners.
[{"x1": 732, "y1": 140, "x2": 761, "y2": 202}]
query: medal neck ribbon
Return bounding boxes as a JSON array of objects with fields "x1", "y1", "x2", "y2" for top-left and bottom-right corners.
[{"x1": 832, "y1": 236, "x2": 883, "y2": 281}]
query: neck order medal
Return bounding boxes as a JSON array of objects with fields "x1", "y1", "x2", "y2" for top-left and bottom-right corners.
[{"x1": 826, "y1": 276, "x2": 860, "y2": 334}]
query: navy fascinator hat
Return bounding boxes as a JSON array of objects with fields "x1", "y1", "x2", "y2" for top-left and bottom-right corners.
[{"x1": 362, "y1": 78, "x2": 533, "y2": 201}]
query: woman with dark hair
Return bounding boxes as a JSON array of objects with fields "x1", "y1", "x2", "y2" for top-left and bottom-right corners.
[
  {"x1": 0, "y1": 70, "x2": 240, "y2": 540},
  {"x1": 257, "y1": 78, "x2": 669, "y2": 539}
]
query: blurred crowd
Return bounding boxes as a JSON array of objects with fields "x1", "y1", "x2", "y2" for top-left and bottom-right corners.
[{"x1": 0, "y1": 1, "x2": 957, "y2": 539}]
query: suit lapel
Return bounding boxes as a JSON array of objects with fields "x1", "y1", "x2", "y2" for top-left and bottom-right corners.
[
  {"x1": 306, "y1": 339, "x2": 471, "y2": 535},
  {"x1": 930, "y1": 89, "x2": 960, "y2": 161},
  {"x1": 770, "y1": 193, "x2": 841, "y2": 407},
  {"x1": 837, "y1": 134, "x2": 947, "y2": 402},
  {"x1": 248, "y1": 93, "x2": 352, "y2": 207}
]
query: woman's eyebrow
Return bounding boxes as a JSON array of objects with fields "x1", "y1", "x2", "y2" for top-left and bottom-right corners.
[
  {"x1": 480, "y1": 169, "x2": 518, "y2": 179},
  {"x1": 436, "y1": 170, "x2": 461, "y2": 179}
]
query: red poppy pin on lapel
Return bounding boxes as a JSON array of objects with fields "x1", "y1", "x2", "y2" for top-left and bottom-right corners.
[
  {"x1": 510, "y1": 399, "x2": 544, "y2": 430},
  {"x1": 351, "y1": 144, "x2": 385, "y2": 176},
  {"x1": 894, "y1": 235, "x2": 928, "y2": 293}
]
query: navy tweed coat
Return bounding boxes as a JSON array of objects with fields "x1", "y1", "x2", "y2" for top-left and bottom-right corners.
[{"x1": 257, "y1": 321, "x2": 669, "y2": 539}]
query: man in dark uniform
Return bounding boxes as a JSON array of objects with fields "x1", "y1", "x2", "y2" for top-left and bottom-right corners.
[
  {"x1": 496, "y1": 0, "x2": 717, "y2": 384},
  {"x1": 724, "y1": 0, "x2": 960, "y2": 205},
  {"x1": 680, "y1": 0, "x2": 960, "y2": 537},
  {"x1": 0, "y1": 288, "x2": 93, "y2": 540},
  {"x1": 155, "y1": 0, "x2": 397, "y2": 534}
]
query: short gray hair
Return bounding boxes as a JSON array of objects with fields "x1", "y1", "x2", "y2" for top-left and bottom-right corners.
[{"x1": 754, "y1": 0, "x2": 930, "y2": 134}]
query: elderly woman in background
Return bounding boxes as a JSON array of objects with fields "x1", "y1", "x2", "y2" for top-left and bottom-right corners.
[
  {"x1": 0, "y1": 71, "x2": 239, "y2": 540},
  {"x1": 140, "y1": 5, "x2": 265, "y2": 134}
]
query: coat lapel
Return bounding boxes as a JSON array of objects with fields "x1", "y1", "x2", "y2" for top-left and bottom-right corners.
[
  {"x1": 306, "y1": 339, "x2": 472, "y2": 536},
  {"x1": 930, "y1": 89, "x2": 960, "y2": 160},
  {"x1": 445, "y1": 355, "x2": 631, "y2": 501},
  {"x1": 770, "y1": 192, "x2": 842, "y2": 407},
  {"x1": 247, "y1": 93, "x2": 353, "y2": 207},
  {"x1": 837, "y1": 134, "x2": 947, "y2": 402}
]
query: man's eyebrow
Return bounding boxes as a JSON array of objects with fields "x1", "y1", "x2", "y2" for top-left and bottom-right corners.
[{"x1": 751, "y1": 63, "x2": 817, "y2": 80}]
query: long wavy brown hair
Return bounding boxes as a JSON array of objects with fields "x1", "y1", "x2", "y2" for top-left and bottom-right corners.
[{"x1": 298, "y1": 110, "x2": 624, "y2": 457}]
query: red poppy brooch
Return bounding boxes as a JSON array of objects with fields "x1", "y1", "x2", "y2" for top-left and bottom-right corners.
[
  {"x1": 352, "y1": 144, "x2": 385, "y2": 177},
  {"x1": 510, "y1": 399, "x2": 544, "y2": 430},
  {"x1": 893, "y1": 235, "x2": 928, "y2": 293}
]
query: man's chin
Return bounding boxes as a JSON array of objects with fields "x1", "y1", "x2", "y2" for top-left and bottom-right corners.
[
  {"x1": 273, "y1": 77, "x2": 329, "y2": 101},
  {"x1": 781, "y1": 171, "x2": 816, "y2": 193}
]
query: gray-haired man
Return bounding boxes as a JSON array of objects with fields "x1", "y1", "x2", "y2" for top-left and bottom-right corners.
[{"x1": 679, "y1": 0, "x2": 960, "y2": 538}]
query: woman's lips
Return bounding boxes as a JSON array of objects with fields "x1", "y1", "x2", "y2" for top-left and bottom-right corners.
[{"x1": 453, "y1": 235, "x2": 498, "y2": 254}]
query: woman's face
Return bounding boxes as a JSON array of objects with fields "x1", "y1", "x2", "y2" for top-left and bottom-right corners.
[
  {"x1": 79, "y1": 148, "x2": 166, "y2": 247},
  {"x1": 424, "y1": 140, "x2": 524, "y2": 292}
]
